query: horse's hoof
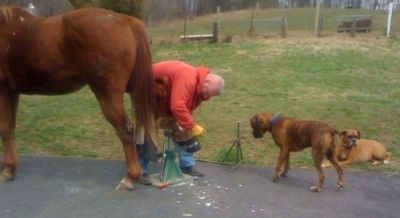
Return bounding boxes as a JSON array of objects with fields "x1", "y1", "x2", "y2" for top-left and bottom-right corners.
[
  {"x1": 1, "y1": 175, "x2": 14, "y2": 182},
  {"x1": 115, "y1": 178, "x2": 134, "y2": 192},
  {"x1": 280, "y1": 173, "x2": 288, "y2": 178},
  {"x1": 310, "y1": 186, "x2": 321, "y2": 192},
  {"x1": 1, "y1": 171, "x2": 15, "y2": 182}
]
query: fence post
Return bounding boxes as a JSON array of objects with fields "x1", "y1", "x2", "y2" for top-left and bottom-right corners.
[
  {"x1": 249, "y1": 7, "x2": 255, "y2": 36},
  {"x1": 217, "y1": 6, "x2": 220, "y2": 32},
  {"x1": 281, "y1": 17, "x2": 287, "y2": 38},
  {"x1": 387, "y1": 2, "x2": 393, "y2": 38},
  {"x1": 314, "y1": 0, "x2": 321, "y2": 37},
  {"x1": 213, "y1": 22, "x2": 218, "y2": 42},
  {"x1": 350, "y1": 18, "x2": 356, "y2": 37}
]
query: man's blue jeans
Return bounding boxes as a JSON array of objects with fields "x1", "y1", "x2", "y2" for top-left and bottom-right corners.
[{"x1": 139, "y1": 139, "x2": 195, "y2": 173}]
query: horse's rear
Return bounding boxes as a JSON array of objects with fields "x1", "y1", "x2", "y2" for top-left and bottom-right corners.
[{"x1": 0, "y1": 7, "x2": 157, "y2": 191}]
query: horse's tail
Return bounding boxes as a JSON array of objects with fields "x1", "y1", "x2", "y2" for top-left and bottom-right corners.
[{"x1": 129, "y1": 18, "x2": 157, "y2": 146}]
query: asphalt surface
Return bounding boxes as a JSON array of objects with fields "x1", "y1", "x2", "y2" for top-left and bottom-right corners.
[{"x1": 0, "y1": 155, "x2": 399, "y2": 218}]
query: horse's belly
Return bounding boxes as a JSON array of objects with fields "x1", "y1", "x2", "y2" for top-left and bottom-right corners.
[{"x1": 18, "y1": 74, "x2": 87, "y2": 95}]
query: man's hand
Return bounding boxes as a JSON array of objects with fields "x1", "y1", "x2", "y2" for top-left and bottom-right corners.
[{"x1": 189, "y1": 124, "x2": 206, "y2": 137}]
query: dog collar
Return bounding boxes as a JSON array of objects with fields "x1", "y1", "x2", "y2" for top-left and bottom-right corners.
[{"x1": 270, "y1": 114, "x2": 279, "y2": 131}]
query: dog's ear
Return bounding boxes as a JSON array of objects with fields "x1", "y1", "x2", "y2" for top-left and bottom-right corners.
[
  {"x1": 250, "y1": 116, "x2": 258, "y2": 128},
  {"x1": 357, "y1": 130, "x2": 361, "y2": 139},
  {"x1": 339, "y1": 131, "x2": 346, "y2": 138}
]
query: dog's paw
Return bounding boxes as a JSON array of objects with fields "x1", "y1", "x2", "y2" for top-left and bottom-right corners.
[
  {"x1": 272, "y1": 177, "x2": 279, "y2": 182},
  {"x1": 383, "y1": 160, "x2": 390, "y2": 164},
  {"x1": 321, "y1": 162, "x2": 331, "y2": 168},
  {"x1": 371, "y1": 161, "x2": 380, "y2": 166}
]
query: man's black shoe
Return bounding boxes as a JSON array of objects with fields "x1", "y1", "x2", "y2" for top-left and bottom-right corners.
[
  {"x1": 139, "y1": 173, "x2": 153, "y2": 185},
  {"x1": 180, "y1": 166, "x2": 204, "y2": 177}
]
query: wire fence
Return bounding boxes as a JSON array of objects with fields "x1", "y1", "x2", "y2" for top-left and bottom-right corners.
[
  {"x1": 0, "y1": 1, "x2": 397, "y2": 42},
  {"x1": 147, "y1": 6, "x2": 399, "y2": 44}
]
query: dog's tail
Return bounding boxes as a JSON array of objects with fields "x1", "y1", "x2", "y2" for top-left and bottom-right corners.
[{"x1": 329, "y1": 128, "x2": 341, "y2": 145}]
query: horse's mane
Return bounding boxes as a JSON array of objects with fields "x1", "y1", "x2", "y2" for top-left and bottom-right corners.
[
  {"x1": 0, "y1": 6, "x2": 15, "y2": 23},
  {"x1": 0, "y1": 6, "x2": 34, "y2": 23}
]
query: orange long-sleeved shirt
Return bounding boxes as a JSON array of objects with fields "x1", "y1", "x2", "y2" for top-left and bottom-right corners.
[{"x1": 153, "y1": 61, "x2": 209, "y2": 130}]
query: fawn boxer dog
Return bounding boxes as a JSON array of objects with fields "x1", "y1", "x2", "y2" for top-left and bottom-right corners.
[
  {"x1": 322, "y1": 129, "x2": 392, "y2": 167},
  {"x1": 250, "y1": 112, "x2": 343, "y2": 192}
]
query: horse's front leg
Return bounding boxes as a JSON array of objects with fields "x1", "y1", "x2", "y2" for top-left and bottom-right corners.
[
  {"x1": 94, "y1": 92, "x2": 141, "y2": 191},
  {"x1": 0, "y1": 92, "x2": 20, "y2": 182},
  {"x1": 1, "y1": 142, "x2": 19, "y2": 182}
]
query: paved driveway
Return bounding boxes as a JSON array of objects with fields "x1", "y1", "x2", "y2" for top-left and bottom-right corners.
[{"x1": 0, "y1": 155, "x2": 399, "y2": 218}]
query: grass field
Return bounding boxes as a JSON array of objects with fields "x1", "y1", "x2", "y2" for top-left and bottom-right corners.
[
  {"x1": 151, "y1": 35, "x2": 400, "y2": 174},
  {"x1": 2, "y1": 8, "x2": 400, "y2": 175}
]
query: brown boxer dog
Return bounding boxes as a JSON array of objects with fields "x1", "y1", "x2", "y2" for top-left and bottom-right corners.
[
  {"x1": 250, "y1": 112, "x2": 343, "y2": 192},
  {"x1": 322, "y1": 129, "x2": 392, "y2": 167}
]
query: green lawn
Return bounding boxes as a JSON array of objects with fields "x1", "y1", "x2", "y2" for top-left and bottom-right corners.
[{"x1": 2, "y1": 8, "x2": 399, "y2": 175}]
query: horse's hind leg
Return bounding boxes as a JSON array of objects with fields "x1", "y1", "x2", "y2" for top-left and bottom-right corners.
[
  {"x1": 92, "y1": 90, "x2": 141, "y2": 191},
  {"x1": 0, "y1": 91, "x2": 19, "y2": 182}
]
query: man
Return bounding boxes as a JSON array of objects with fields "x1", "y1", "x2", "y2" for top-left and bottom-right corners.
[{"x1": 139, "y1": 60, "x2": 225, "y2": 185}]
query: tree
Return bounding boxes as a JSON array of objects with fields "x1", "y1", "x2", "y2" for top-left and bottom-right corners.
[
  {"x1": 68, "y1": 0, "x2": 93, "y2": 8},
  {"x1": 99, "y1": 0, "x2": 143, "y2": 17},
  {"x1": 67, "y1": 0, "x2": 143, "y2": 17}
]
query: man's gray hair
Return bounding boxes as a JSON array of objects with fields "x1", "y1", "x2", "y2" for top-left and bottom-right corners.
[{"x1": 207, "y1": 73, "x2": 225, "y2": 96}]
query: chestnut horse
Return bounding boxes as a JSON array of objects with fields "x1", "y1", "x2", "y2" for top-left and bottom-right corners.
[{"x1": 0, "y1": 6, "x2": 157, "y2": 191}]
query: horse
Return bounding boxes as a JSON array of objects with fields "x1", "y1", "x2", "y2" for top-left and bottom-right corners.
[{"x1": 0, "y1": 6, "x2": 158, "y2": 191}]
